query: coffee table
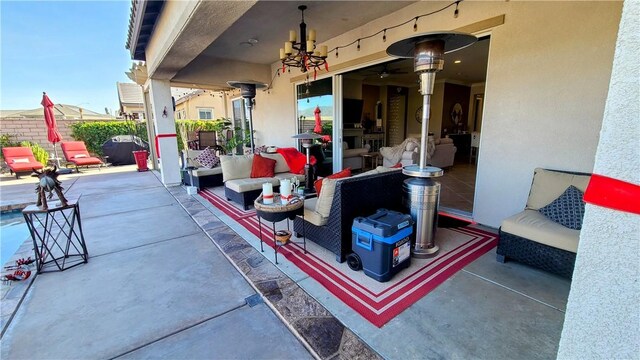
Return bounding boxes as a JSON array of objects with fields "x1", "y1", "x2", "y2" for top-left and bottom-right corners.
[{"x1": 254, "y1": 193, "x2": 307, "y2": 264}]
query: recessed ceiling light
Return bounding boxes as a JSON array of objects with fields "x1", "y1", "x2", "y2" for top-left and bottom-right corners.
[
  {"x1": 454, "y1": 60, "x2": 462, "y2": 64},
  {"x1": 248, "y1": 38, "x2": 258, "y2": 44}
]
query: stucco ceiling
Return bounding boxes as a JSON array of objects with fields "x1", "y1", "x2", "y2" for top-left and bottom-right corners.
[
  {"x1": 201, "y1": 1, "x2": 415, "y2": 65},
  {"x1": 345, "y1": 37, "x2": 490, "y2": 86}
]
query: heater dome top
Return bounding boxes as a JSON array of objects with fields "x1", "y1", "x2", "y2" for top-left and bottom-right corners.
[
  {"x1": 386, "y1": 31, "x2": 477, "y2": 58},
  {"x1": 227, "y1": 80, "x2": 268, "y2": 89}
]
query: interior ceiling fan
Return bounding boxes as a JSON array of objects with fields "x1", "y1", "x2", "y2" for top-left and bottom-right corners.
[{"x1": 366, "y1": 63, "x2": 409, "y2": 78}]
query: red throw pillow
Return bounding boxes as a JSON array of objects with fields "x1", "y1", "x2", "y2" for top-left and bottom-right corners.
[
  {"x1": 250, "y1": 154, "x2": 276, "y2": 178},
  {"x1": 391, "y1": 162, "x2": 403, "y2": 168},
  {"x1": 314, "y1": 168, "x2": 352, "y2": 195}
]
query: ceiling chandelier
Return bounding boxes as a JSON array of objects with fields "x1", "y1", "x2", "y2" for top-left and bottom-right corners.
[{"x1": 279, "y1": 5, "x2": 328, "y2": 76}]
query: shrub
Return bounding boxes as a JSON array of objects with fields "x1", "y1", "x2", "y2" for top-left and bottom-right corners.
[
  {"x1": 175, "y1": 118, "x2": 231, "y2": 151},
  {"x1": 69, "y1": 121, "x2": 148, "y2": 156},
  {"x1": 0, "y1": 134, "x2": 22, "y2": 161},
  {"x1": 20, "y1": 141, "x2": 49, "y2": 165}
]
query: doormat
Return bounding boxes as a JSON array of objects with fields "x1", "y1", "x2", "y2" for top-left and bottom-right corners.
[{"x1": 199, "y1": 189, "x2": 498, "y2": 327}]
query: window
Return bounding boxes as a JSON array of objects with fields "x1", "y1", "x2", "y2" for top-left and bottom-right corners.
[
  {"x1": 198, "y1": 108, "x2": 214, "y2": 120},
  {"x1": 176, "y1": 110, "x2": 185, "y2": 119}
]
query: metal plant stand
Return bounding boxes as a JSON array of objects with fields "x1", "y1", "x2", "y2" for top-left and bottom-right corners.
[
  {"x1": 22, "y1": 199, "x2": 89, "y2": 273},
  {"x1": 254, "y1": 194, "x2": 306, "y2": 264},
  {"x1": 387, "y1": 31, "x2": 477, "y2": 258}
]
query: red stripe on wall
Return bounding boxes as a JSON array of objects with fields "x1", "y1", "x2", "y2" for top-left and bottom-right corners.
[
  {"x1": 154, "y1": 133, "x2": 177, "y2": 158},
  {"x1": 584, "y1": 174, "x2": 640, "y2": 215}
]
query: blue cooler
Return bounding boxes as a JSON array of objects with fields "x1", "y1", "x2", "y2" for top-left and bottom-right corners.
[{"x1": 349, "y1": 209, "x2": 414, "y2": 282}]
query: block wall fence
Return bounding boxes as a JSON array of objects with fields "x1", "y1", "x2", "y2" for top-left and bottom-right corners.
[{"x1": 0, "y1": 118, "x2": 113, "y2": 154}]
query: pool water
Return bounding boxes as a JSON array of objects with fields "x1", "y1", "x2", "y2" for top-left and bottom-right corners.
[{"x1": 1, "y1": 211, "x2": 30, "y2": 266}]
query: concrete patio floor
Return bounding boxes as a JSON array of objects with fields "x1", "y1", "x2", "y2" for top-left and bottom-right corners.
[
  {"x1": 0, "y1": 167, "x2": 312, "y2": 359},
  {"x1": 1, "y1": 166, "x2": 572, "y2": 359}
]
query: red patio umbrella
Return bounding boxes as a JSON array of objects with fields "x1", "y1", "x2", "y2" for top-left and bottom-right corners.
[
  {"x1": 41, "y1": 92, "x2": 64, "y2": 168},
  {"x1": 313, "y1": 105, "x2": 322, "y2": 134}
]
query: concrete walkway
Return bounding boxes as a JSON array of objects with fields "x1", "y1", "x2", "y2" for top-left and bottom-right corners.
[{"x1": 0, "y1": 168, "x2": 311, "y2": 359}]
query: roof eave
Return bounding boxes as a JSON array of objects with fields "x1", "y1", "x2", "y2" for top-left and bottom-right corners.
[{"x1": 126, "y1": 0, "x2": 165, "y2": 61}]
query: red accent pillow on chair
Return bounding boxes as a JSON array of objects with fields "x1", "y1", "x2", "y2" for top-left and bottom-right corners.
[
  {"x1": 250, "y1": 154, "x2": 277, "y2": 178},
  {"x1": 314, "y1": 168, "x2": 352, "y2": 195}
]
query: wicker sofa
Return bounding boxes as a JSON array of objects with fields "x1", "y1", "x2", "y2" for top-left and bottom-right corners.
[
  {"x1": 293, "y1": 167, "x2": 407, "y2": 262},
  {"x1": 497, "y1": 168, "x2": 591, "y2": 278},
  {"x1": 221, "y1": 153, "x2": 305, "y2": 210},
  {"x1": 181, "y1": 149, "x2": 224, "y2": 189}
]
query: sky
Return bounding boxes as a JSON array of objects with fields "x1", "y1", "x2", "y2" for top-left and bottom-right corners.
[{"x1": 1, "y1": 1, "x2": 133, "y2": 115}]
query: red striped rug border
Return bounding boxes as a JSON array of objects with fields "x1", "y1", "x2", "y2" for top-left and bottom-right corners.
[{"x1": 199, "y1": 189, "x2": 497, "y2": 327}]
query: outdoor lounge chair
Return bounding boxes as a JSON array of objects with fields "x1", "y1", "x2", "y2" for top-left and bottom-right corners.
[
  {"x1": 61, "y1": 141, "x2": 104, "y2": 172},
  {"x1": 2, "y1": 147, "x2": 45, "y2": 179}
]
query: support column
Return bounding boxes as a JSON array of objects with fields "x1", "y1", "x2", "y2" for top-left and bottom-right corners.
[
  {"x1": 142, "y1": 89, "x2": 158, "y2": 170},
  {"x1": 148, "y1": 78, "x2": 181, "y2": 186}
]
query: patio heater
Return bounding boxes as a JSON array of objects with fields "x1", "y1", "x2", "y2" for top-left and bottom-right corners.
[
  {"x1": 387, "y1": 31, "x2": 476, "y2": 257},
  {"x1": 227, "y1": 80, "x2": 267, "y2": 153},
  {"x1": 292, "y1": 131, "x2": 322, "y2": 194}
]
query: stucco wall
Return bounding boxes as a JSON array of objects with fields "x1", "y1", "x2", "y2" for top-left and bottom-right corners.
[
  {"x1": 557, "y1": 0, "x2": 639, "y2": 357},
  {"x1": 474, "y1": 1, "x2": 621, "y2": 227},
  {"x1": 175, "y1": 92, "x2": 228, "y2": 120},
  {"x1": 252, "y1": 1, "x2": 621, "y2": 227}
]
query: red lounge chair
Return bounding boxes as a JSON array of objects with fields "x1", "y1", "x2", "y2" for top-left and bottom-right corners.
[
  {"x1": 60, "y1": 141, "x2": 104, "y2": 172},
  {"x1": 2, "y1": 147, "x2": 45, "y2": 179}
]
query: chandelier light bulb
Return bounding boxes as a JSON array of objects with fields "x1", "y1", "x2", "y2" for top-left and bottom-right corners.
[
  {"x1": 454, "y1": 2, "x2": 459, "y2": 18},
  {"x1": 413, "y1": 18, "x2": 418, "y2": 32},
  {"x1": 383, "y1": 29, "x2": 387, "y2": 42},
  {"x1": 279, "y1": 5, "x2": 329, "y2": 74}
]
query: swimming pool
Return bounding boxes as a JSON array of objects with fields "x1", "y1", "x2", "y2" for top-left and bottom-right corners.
[{"x1": 1, "y1": 210, "x2": 31, "y2": 266}]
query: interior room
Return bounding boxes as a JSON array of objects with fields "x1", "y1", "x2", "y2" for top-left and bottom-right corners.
[{"x1": 336, "y1": 36, "x2": 490, "y2": 216}]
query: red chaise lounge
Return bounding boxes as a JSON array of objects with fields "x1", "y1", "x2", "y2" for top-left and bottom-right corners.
[
  {"x1": 61, "y1": 141, "x2": 104, "y2": 172},
  {"x1": 2, "y1": 147, "x2": 45, "y2": 179}
]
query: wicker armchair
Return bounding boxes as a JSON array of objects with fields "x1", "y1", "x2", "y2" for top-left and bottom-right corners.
[
  {"x1": 294, "y1": 170, "x2": 407, "y2": 262},
  {"x1": 497, "y1": 168, "x2": 591, "y2": 278}
]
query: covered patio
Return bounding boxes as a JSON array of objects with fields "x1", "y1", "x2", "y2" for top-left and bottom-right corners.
[{"x1": 124, "y1": 0, "x2": 637, "y2": 358}]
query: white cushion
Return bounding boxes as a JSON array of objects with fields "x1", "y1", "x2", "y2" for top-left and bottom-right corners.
[
  {"x1": 225, "y1": 177, "x2": 279, "y2": 193},
  {"x1": 405, "y1": 142, "x2": 418, "y2": 152},
  {"x1": 501, "y1": 209, "x2": 579, "y2": 253},
  {"x1": 74, "y1": 154, "x2": 88, "y2": 158},
  {"x1": 260, "y1": 153, "x2": 290, "y2": 173},
  {"x1": 526, "y1": 168, "x2": 591, "y2": 210},
  {"x1": 343, "y1": 148, "x2": 369, "y2": 158},
  {"x1": 315, "y1": 177, "x2": 340, "y2": 217},
  {"x1": 300, "y1": 198, "x2": 327, "y2": 226},
  {"x1": 192, "y1": 167, "x2": 222, "y2": 177},
  {"x1": 12, "y1": 158, "x2": 29, "y2": 163},
  {"x1": 220, "y1": 154, "x2": 253, "y2": 182}
]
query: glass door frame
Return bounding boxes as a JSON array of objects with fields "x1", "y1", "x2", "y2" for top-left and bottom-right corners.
[{"x1": 294, "y1": 75, "x2": 344, "y2": 172}]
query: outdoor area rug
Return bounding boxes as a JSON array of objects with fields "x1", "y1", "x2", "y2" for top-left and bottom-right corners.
[{"x1": 199, "y1": 188, "x2": 498, "y2": 327}]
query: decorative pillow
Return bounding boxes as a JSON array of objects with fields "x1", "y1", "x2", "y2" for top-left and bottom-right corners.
[
  {"x1": 250, "y1": 154, "x2": 276, "y2": 178},
  {"x1": 194, "y1": 147, "x2": 220, "y2": 169},
  {"x1": 254, "y1": 145, "x2": 267, "y2": 154},
  {"x1": 391, "y1": 162, "x2": 403, "y2": 168},
  {"x1": 538, "y1": 185, "x2": 586, "y2": 230},
  {"x1": 12, "y1": 158, "x2": 29, "y2": 163},
  {"x1": 314, "y1": 168, "x2": 351, "y2": 195},
  {"x1": 74, "y1": 154, "x2": 88, "y2": 158}
]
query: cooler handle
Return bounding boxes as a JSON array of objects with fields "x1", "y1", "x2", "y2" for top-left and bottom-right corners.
[{"x1": 355, "y1": 230, "x2": 373, "y2": 251}]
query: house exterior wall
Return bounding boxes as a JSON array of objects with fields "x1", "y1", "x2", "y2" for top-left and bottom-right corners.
[
  {"x1": 174, "y1": 93, "x2": 227, "y2": 120},
  {"x1": 251, "y1": 0, "x2": 622, "y2": 227},
  {"x1": 557, "y1": 0, "x2": 639, "y2": 356},
  {"x1": 0, "y1": 118, "x2": 117, "y2": 155}
]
